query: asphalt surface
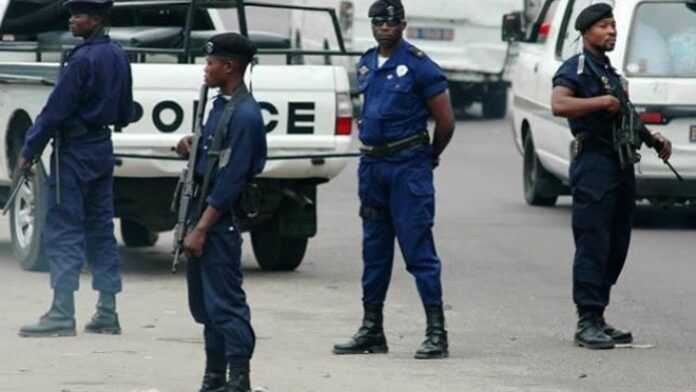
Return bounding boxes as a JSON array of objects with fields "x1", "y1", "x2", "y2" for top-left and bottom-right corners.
[{"x1": 1, "y1": 109, "x2": 696, "y2": 392}]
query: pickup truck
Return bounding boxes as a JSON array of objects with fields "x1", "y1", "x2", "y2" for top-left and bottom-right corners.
[
  {"x1": 290, "y1": 0, "x2": 522, "y2": 119},
  {"x1": 0, "y1": 0, "x2": 355, "y2": 271},
  {"x1": 503, "y1": 0, "x2": 696, "y2": 207}
]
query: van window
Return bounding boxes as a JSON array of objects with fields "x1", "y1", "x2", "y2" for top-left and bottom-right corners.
[
  {"x1": 524, "y1": 0, "x2": 559, "y2": 43},
  {"x1": 557, "y1": 0, "x2": 614, "y2": 60},
  {"x1": 538, "y1": 1, "x2": 559, "y2": 43},
  {"x1": 625, "y1": 1, "x2": 696, "y2": 77}
]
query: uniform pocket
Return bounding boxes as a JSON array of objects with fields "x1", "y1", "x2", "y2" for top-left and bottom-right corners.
[
  {"x1": 358, "y1": 163, "x2": 372, "y2": 202},
  {"x1": 407, "y1": 166, "x2": 434, "y2": 196},
  {"x1": 570, "y1": 155, "x2": 616, "y2": 202},
  {"x1": 379, "y1": 76, "x2": 417, "y2": 119}
]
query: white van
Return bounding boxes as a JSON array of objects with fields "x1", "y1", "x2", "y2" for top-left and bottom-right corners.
[
  {"x1": 504, "y1": 0, "x2": 696, "y2": 207},
  {"x1": 291, "y1": 0, "x2": 522, "y2": 118}
]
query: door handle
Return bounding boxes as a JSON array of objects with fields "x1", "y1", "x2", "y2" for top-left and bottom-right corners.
[{"x1": 534, "y1": 63, "x2": 540, "y2": 73}]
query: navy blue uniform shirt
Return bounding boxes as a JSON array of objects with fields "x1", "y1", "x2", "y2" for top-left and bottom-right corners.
[
  {"x1": 357, "y1": 40, "x2": 448, "y2": 157},
  {"x1": 552, "y1": 49, "x2": 622, "y2": 144},
  {"x1": 22, "y1": 34, "x2": 133, "y2": 160},
  {"x1": 195, "y1": 93, "x2": 267, "y2": 213}
]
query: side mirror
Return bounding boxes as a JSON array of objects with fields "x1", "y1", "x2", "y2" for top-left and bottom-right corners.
[{"x1": 501, "y1": 12, "x2": 525, "y2": 42}]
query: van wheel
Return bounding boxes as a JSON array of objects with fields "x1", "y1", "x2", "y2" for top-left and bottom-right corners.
[
  {"x1": 251, "y1": 221, "x2": 308, "y2": 271},
  {"x1": 482, "y1": 86, "x2": 508, "y2": 119},
  {"x1": 121, "y1": 219, "x2": 159, "y2": 247},
  {"x1": 523, "y1": 134, "x2": 559, "y2": 206},
  {"x1": 10, "y1": 161, "x2": 49, "y2": 271}
]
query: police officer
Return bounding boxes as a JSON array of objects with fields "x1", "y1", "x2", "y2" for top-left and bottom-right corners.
[
  {"x1": 175, "y1": 33, "x2": 266, "y2": 392},
  {"x1": 333, "y1": 0, "x2": 455, "y2": 359},
  {"x1": 19, "y1": 0, "x2": 133, "y2": 338},
  {"x1": 551, "y1": 3, "x2": 672, "y2": 349}
]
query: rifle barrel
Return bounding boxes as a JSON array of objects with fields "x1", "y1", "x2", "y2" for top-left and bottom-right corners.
[{"x1": 664, "y1": 160, "x2": 684, "y2": 182}]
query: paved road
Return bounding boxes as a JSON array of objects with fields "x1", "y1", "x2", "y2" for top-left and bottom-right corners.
[{"x1": 1, "y1": 112, "x2": 696, "y2": 392}]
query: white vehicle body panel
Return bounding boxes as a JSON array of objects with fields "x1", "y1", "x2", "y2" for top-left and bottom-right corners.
[{"x1": 0, "y1": 63, "x2": 352, "y2": 184}]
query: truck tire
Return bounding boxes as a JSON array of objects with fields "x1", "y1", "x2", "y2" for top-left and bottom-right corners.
[
  {"x1": 482, "y1": 86, "x2": 508, "y2": 119},
  {"x1": 9, "y1": 161, "x2": 49, "y2": 271},
  {"x1": 120, "y1": 219, "x2": 159, "y2": 247},
  {"x1": 523, "y1": 134, "x2": 559, "y2": 207},
  {"x1": 251, "y1": 222, "x2": 308, "y2": 271}
]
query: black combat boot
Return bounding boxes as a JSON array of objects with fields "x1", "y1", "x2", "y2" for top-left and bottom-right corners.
[
  {"x1": 598, "y1": 310, "x2": 633, "y2": 344},
  {"x1": 415, "y1": 304, "x2": 449, "y2": 359},
  {"x1": 19, "y1": 290, "x2": 76, "y2": 337},
  {"x1": 84, "y1": 292, "x2": 121, "y2": 334},
  {"x1": 223, "y1": 367, "x2": 251, "y2": 392},
  {"x1": 199, "y1": 371, "x2": 226, "y2": 392},
  {"x1": 574, "y1": 308, "x2": 614, "y2": 349},
  {"x1": 333, "y1": 303, "x2": 388, "y2": 354},
  {"x1": 198, "y1": 351, "x2": 227, "y2": 392}
]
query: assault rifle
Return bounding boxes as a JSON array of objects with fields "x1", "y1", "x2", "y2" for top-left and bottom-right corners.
[
  {"x1": 604, "y1": 77, "x2": 683, "y2": 181},
  {"x1": 171, "y1": 84, "x2": 209, "y2": 273},
  {"x1": 2, "y1": 160, "x2": 35, "y2": 215}
]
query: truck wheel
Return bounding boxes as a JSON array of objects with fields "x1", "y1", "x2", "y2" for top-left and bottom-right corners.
[
  {"x1": 120, "y1": 219, "x2": 159, "y2": 247},
  {"x1": 482, "y1": 86, "x2": 508, "y2": 119},
  {"x1": 523, "y1": 134, "x2": 559, "y2": 207},
  {"x1": 251, "y1": 223, "x2": 308, "y2": 271},
  {"x1": 9, "y1": 161, "x2": 49, "y2": 271}
]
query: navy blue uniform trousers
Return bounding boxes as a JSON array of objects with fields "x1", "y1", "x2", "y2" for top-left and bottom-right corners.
[
  {"x1": 570, "y1": 151, "x2": 634, "y2": 309},
  {"x1": 46, "y1": 135, "x2": 121, "y2": 294},
  {"x1": 187, "y1": 221, "x2": 255, "y2": 368},
  {"x1": 359, "y1": 155, "x2": 443, "y2": 306}
]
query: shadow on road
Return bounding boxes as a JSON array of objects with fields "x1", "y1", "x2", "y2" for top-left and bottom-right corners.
[
  {"x1": 633, "y1": 206, "x2": 696, "y2": 230},
  {"x1": 0, "y1": 240, "x2": 295, "y2": 278},
  {"x1": 118, "y1": 246, "x2": 299, "y2": 278},
  {"x1": 0, "y1": 240, "x2": 14, "y2": 258}
]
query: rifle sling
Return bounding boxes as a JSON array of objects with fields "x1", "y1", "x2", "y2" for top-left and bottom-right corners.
[{"x1": 194, "y1": 85, "x2": 249, "y2": 220}]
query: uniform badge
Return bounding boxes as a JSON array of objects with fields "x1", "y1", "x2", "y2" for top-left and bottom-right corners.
[
  {"x1": 396, "y1": 64, "x2": 408, "y2": 77},
  {"x1": 359, "y1": 65, "x2": 369, "y2": 76},
  {"x1": 577, "y1": 54, "x2": 585, "y2": 75},
  {"x1": 205, "y1": 41, "x2": 214, "y2": 55}
]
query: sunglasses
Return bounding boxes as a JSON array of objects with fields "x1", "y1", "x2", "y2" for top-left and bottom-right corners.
[{"x1": 371, "y1": 17, "x2": 402, "y2": 27}]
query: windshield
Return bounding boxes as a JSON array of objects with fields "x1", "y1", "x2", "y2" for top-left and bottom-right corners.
[{"x1": 625, "y1": 1, "x2": 696, "y2": 77}]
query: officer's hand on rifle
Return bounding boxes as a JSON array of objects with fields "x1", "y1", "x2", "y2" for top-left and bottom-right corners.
[
  {"x1": 176, "y1": 135, "x2": 194, "y2": 159},
  {"x1": 652, "y1": 132, "x2": 672, "y2": 161},
  {"x1": 602, "y1": 95, "x2": 621, "y2": 114},
  {"x1": 183, "y1": 227, "x2": 207, "y2": 258},
  {"x1": 18, "y1": 156, "x2": 32, "y2": 171}
]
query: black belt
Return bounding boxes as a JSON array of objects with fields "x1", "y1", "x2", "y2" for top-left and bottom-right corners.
[
  {"x1": 61, "y1": 123, "x2": 111, "y2": 140},
  {"x1": 360, "y1": 131, "x2": 429, "y2": 158},
  {"x1": 574, "y1": 132, "x2": 616, "y2": 158}
]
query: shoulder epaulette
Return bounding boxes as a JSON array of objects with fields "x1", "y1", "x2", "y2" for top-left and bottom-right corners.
[
  {"x1": 362, "y1": 47, "x2": 377, "y2": 57},
  {"x1": 408, "y1": 46, "x2": 427, "y2": 59},
  {"x1": 577, "y1": 54, "x2": 585, "y2": 75}
]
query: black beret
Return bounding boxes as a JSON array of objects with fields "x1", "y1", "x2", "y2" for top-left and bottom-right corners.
[
  {"x1": 368, "y1": 0, "x2": 405, "y2": 19},
  {"x1": 63, "y1": 0, "x2": 112, "y2": 14},
  {"x1": 204, "y1": 33, "x2": 257, "y2": 61},
  {"x1": 575, "y1": 3, "x2": 614, "y2": 33}
]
